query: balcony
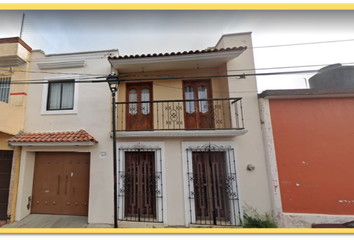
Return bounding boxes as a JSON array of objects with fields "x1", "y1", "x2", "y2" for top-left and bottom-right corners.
[{"x1": 114, "y1": 98, "x2": 247, "y2": 138}]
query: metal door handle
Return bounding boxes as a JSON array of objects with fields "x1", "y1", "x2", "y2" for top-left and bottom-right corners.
[
  {"x1": 65, "y1": 175, "x2": 68, "y2": 195},
  {"x1": 57, "y1": 175, "x2": 60, "y2": 194}
]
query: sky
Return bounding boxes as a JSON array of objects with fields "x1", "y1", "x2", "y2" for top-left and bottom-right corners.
[{"x1": 1, "y1": 9, "x2": 354, "y2": 92}]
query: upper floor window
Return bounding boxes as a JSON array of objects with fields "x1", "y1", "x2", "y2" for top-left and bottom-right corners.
[
  {"x1": 47, "y1": 81, "x2": 75, "y2": 110},
  {"x1": 0, "y1": 76, "x2": 11, "y2": 103},
  {"x1": 41, "y1": 76, "x2": 79, "y2": 115}
]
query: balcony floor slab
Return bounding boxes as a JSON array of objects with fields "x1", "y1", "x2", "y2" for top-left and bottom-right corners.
[{"x1": 111, "y1": 129, "x2": 247, "y2": 138}]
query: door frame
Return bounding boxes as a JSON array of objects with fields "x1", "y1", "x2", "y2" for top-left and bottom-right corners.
[
  {"x1": 181, "y1": 141, "x2": 242, "y2": 227},
  {"x1": 117, "y1": 142, "x2": 166, "y2": 225}
]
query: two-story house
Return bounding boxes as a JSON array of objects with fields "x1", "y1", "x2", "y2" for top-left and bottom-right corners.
[
  {"x1": 7, "y1": 32, "x2": 273, "y2": 227},
  {"x1": 7, "y1": 48, "x2": 119, "y2": 225},
  {"x1": 107, "y1": 32, "x2": 273, "y2": 227},
  {"x1": 0, "y1": 37, "x2": 31, "y2": 225}
]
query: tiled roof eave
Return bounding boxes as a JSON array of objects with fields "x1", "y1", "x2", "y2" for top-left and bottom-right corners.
[
  {"x1": 9, "y1": 141, "x2": 97, "y2": 147},
  {"x1": 108, "y1": 46, "x2": 247, "y2": 61},
  {"x1": 7, "y1": 129, "x2": 98, "y2": 147}
]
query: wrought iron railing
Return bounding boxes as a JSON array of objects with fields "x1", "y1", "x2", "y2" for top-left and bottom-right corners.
[{"x1": 115, "y1": 98, "x2": 244, "y2": 131}]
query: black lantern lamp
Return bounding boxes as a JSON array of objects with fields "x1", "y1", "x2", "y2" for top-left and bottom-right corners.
[
  {"x1": 107, "y1": 72, "x2": 120, "y2": 93},
  {"x1": 107, "y1": 72, "x2": 119, "y2": 228}
]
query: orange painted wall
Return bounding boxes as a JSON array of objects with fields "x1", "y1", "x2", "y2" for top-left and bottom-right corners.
[{"x1": 270, "y1": 97, "x2": 354, "y2": 215}]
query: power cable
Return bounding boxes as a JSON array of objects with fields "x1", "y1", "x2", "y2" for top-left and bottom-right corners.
[
  {"x1": 12, "y1": 61, "x2": 354, "y2": 79},
  {"x1": 6, "y1": 68, "x2": 320, "y2": 85},
  {"x1": 25, "y1": 38, "x2": 354, "y2": 62}
]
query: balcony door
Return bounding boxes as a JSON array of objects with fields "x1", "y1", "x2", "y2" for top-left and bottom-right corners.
[
  {"x1": 183, "y1": 80, "x2": 214, "y2": 129},
  {"x1": 126, "y1": 83, "x2": 153, "y2": 130}
]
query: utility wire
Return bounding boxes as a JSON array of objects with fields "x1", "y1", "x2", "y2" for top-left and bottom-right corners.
[
  {"x1": 7, "y1": 68, "x2": 320, "y2": 85},
  {"x1": 253, "y1": 38, "x2": 354, "y2": 49},
  {"x1": 25, "y1": 38, "x2": 354, "y2": 62},
  {"x1": 11, "y1": 61, "x2": 354, "y2": 81}
]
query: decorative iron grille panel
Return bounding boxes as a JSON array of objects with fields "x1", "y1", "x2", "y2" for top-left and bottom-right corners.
[
  {"x1": 186, "y1": 143, "x2": 241, "y2": 226},
  {"x1": 118, "y1": 144, "x2": 163, "y2": 223}
]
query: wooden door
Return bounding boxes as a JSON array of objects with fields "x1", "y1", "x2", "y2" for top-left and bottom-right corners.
[
  {"x1": 31, "y1": 152, "x2": 90, "y2": 216},
  {"x1": 0, "y1": 150, "x2": 13, "y2": 220},
  {"x1": 192, "y1": 152, "x2": 229, "y2": 222},
  {"x1": 183, "y1": 80, "x2": 214, "y2": 129},
  {"x1": 124, "y1": 152, "x2": 156, "y2": 220},
  {"x1": 126, "y1": 83, "x2": 153, "y2": 130}
]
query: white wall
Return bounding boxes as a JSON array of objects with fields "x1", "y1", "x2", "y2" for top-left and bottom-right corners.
[
  {"x1": 16, "y1": 50, "x2": 119, "y2": 224},
  {"x1": 216, "y1": 33, "x2": 273, "y2": 215}
]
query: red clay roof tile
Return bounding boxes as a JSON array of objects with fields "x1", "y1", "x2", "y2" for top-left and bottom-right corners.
[
  {"x1": 8, "y1": 129, "x2": 98, "y2": 143},
  {"x1": 108, "y1": 47, "x2": 247, "y2": 60}
]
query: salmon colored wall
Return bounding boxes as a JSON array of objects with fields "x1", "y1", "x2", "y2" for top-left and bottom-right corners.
[{"x1": 270, "y1": 98, "x2": 354, "y2": 215}]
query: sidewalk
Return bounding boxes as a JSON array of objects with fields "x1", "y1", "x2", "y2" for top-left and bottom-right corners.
[{"x1": 0, "y1": 214, "x2": 113, "y2": 228}]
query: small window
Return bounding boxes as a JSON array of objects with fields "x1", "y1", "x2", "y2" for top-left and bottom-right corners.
[
  {"x1": 185, "y1": 86, "x2": 195, "y2": 114},
  {"x1": 47, "y1": 80, "x2": 75, "y2": 110},
  {"x1": 129, "y1": 88, "x2": 138, "y2": 114},
  {"x1": 198, "y1": 85, "x2": 208, "y2": 113},
  {"x1": 0, "y1": 76, "x2": 11, "y2": 103},
  {"x1": 141, "y1": 88, "x2": 150, "y2": 115}
]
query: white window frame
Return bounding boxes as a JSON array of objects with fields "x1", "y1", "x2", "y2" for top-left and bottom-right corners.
[
  {"x1": 41, "y1": 75, "x2": 79, "y2": 115},
  {"x1": 181, "y1": 141, "x2": 242, "y2": 227}
]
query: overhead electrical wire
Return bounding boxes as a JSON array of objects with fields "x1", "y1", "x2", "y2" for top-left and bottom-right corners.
[
  {"x1": 24, "y1": 38, "x2": 354, "y2": 63},
  {"x1": 10, "y1": 60, "x2": 354, "y2": 81},
  {"x1": 7, "y1": 68, "x2": 322, "y2": 85}
]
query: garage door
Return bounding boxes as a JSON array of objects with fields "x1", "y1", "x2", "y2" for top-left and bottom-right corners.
[
  {"x1": 0, "y1": 150, "x2": 13, "y2": 220},
  {"x1": 31, "y1": 152, "x2": 90, "y2": 216}
]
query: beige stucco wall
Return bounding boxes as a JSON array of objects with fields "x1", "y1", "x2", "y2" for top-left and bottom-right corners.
[
  {"x1": 0, "y1": 42, "x2": 29, "y2": 60},
  {"x1": 0, "y1": 40, "x2": 30, "y2": 138},
  {"x1": 15, "y1": 50, "x2": 119, "y2": 224},
  {"x1": 216, "y1": 33, "x2": 273, "y2": 215},
  {"x1": 0, "y1": 101, "x2": 25, "y2": 136},
  {"x1": 0, "y1": 132, "x2": 13, "y2": 150}
]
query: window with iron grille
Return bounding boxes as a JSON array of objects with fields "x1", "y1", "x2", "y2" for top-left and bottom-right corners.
[
  {"x1": 117, "y1": 143, "x2": 164, "y2": 223},
  {"x1": 0, "y1": 76, "x2": 11, "y2": 103},
  {"x1": 185, "y1": 143, "x2": 242, "y2": 226}
]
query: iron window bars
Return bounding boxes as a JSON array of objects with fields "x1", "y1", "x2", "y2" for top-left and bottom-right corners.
[
  {"x1": 117, "y1": 143, "x2": 163, "y2": 223},
  {"x1": 186, "y1": 143, "x2": 241, "y2": 226},
  {"x1": 0, "y1": 76, "x2": 11, "y2": 103}
]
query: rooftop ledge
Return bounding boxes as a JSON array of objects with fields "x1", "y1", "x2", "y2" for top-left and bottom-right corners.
[{"x1": 110, "y1": 129, "x2": 248, "y2": 138}]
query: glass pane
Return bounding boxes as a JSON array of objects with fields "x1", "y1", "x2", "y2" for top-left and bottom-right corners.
[
  {"x1": 141, "y1": 88, "x2": 150, "y2": 115},
  {"x1": 0, "y1": 77, "x2": 11, "y2": 103},
  {"x1": 198, "y1": 85, "x2": 208, "y2": 113},
  {"x1": 61, "y1": 82, "x2": 75, "y2": 109},
  {"x1": 48, "y1": 82, "x2": 61, "y2": 110},
  {"x1": 185, "y1": 86, "x2": 195, "y2": 114},
  {"x1": 129, "y1": 88, "x2": 137, "y2": 114}
]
